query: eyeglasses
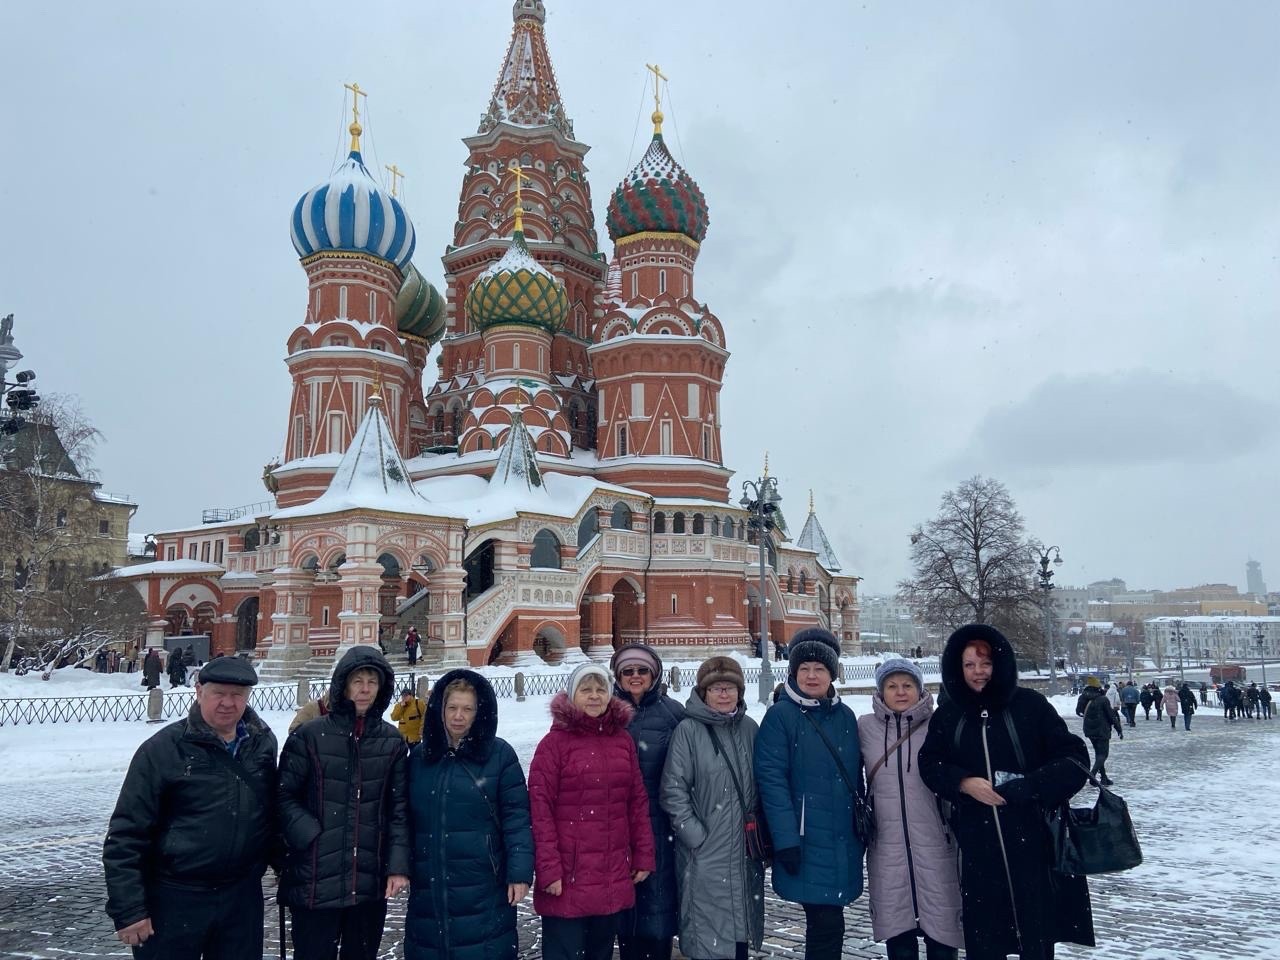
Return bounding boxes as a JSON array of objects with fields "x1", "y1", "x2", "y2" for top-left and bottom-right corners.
[{"x1": 620, "y1": 666, "x2": 652, "y2": 678}]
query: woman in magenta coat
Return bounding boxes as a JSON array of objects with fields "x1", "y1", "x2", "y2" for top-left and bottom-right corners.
[{"x1": 529, "y1": 663, "x2": 656, "y2": 960}]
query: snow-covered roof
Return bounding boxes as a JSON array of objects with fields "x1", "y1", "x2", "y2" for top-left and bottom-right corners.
[
  {"x1": 490, "y1": 409, "x2": 546, "y2": 498},
  {"x1": 796, "y1": 509, "x2": 842, "y2": 573},
  {"x1": 273, "y1": 397, "x2": 443, "y2": 521},
  {"x1": 103, "y1": 559, "x2": 224, "y2": 580}
]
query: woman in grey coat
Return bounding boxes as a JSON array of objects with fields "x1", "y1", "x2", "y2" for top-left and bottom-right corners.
[
  {"x1": 858, "y1": 659, "x2": 962, "y2": 960},
  {"x1": 660, "y1": 657, "x2": 764, "y2": 960}
]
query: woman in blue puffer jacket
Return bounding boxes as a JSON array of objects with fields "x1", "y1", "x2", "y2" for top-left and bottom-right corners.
[
  {"x1": 754, "y1": 628, "x2": 865, "y2": 960},
  {"x1": 404, "y1": 669, "x2": 533, "y2": 960}
]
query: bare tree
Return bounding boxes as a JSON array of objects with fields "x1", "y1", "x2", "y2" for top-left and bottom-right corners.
[{"x1": 898, "y1": 475, "x2": 1046, "y2": 658}]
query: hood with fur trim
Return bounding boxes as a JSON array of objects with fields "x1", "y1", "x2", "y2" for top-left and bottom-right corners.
[
  {"x1": 421, "y1": 668, "x2": 499, "y2": 763},
  {"x1": 549, "y1": 689, "x2": 634, "y2": 736},
  {"x1": 940, "y1": 623, "x2": 1019, "y2": 711}
]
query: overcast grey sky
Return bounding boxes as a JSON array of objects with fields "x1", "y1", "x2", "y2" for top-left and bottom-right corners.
[{"x1": 3, "y1": 1, "x2": 1277, "y2": 596}]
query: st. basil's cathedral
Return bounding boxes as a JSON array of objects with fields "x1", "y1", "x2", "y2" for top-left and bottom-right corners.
[{"x1": 115, "y1": 0, "x2": 861, "y2": 676}]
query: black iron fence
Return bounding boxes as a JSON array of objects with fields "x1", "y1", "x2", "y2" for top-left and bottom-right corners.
[{"x1": 0, "y1": 660, "x2": 945, "y2": 726}]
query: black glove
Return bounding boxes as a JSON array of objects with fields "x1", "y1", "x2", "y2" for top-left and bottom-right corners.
[{"x1": 774, "y1": 846, "x2": 802, "y2": 874}]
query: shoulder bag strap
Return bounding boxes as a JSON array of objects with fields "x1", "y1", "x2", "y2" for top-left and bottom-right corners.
[
  {"x1": 457, "y1": 756, "x2": 502, "y2": 831},
  {"x1": 1001, "y1": 709, "x2": 1028, "y2": 771},
  {"x1": 707, "y1": 725, "x2": 752, "y2": 817},
  {"x1": 865, "y1": 726, "x2": 914, "y2": 785},
  {"x1": 802, "y1": 710, "x2": 866, "y2": 800}
]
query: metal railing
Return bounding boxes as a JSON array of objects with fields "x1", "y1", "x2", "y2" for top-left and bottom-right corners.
[{"x1": 0, "y1": 659, "x2": 931, "y2": 726}]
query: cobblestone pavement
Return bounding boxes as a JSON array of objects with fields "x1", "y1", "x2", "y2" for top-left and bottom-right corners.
[{"x1": 1, "y1": 709, "x2": 1276, "y2": 958}]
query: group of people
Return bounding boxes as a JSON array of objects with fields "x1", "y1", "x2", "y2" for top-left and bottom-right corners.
[
  {"x1": 1218, "y1": 679, "x2": 1272, "y2": 720},
  {"x1": 104, "y1": 623, "x2": 1098, "y2": 960}
]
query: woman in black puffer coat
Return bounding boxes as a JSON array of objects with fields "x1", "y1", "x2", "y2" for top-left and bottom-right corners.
[
  {"x1": 918, "y1": 625, "x2": 1094, "y2": 960},
  {"x1": 611, "y1": 643, "x2": 685, "y2": 960},
  {"x1": 405, "y1": 669, "x2": 533, "y2": 960},
  {"x1": 278, "y1": 645, "x2": 410, "y2": 960}
]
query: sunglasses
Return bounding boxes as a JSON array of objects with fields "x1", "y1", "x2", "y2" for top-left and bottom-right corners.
[{"x1": 620, "y1": 666, "x2": 652, "y2": 678}]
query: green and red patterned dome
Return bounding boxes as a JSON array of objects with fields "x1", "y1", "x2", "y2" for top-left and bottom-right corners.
[
  {"x1": 464, "y1": 230, "x2": 569, "y2": 333},
  {"x1": 606, "y1": 132, "x2": 709, "y2": 243}
]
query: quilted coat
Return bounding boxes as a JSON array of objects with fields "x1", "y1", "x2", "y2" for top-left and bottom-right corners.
[
  {"x1": 404, "y1": 670, "x2": 533, "y2": 960},
  {"x1": 528, "y1": 692, "x2": 655, "y2": 918},
  {"x1": 659, "y1": 689, "x2": 764, "y2": 959},
  {"x1": 614, "y1": 679, "x2": 684, "y2": 942},
  {"x1": 277, "y1": 645, "x2": 410, "y2": 911},
  {"x1": 754, "y1": 680, "x2": 865, "y2": 906},
  {"x1": 857, "y1": 691, "x2": 963, "y2": 949},
  {"x1": 918, "y1": 624, "x2": 1094, "y2": 959}
]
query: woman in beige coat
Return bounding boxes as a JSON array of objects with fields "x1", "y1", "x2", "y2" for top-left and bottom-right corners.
[
  {"x1": 1162, "y1": 685, "x2": 1180, "y2": 730},
  {"x1": 858, "y1": 659, "x2": 962, "y2": 960}
]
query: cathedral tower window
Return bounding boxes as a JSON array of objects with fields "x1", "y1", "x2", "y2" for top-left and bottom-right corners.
[
  {"x1": 631, "y1": 383, "x2": 644, "y2": 417},
  {"x1": 617, "y1": 425, "x2": 628, "y2": 456},
  {"x1": 692, "y1": 514, "x2": 705, "y2": 534},
  {"x1": 611, "y1": 502, "x2": 632, "y2": 530},
  {"x1": 660, "y1": 419, "x2": 673, "y2": 455},
  {"x1": 292, "y1": 416, "x2": 305, "y2": 459},
  {"x1": 799, "y1": 571, "x2": 808, "y2": 595},
  {"x1": 658, "y1": 269, "x2": 667, "y2": 294},
  {"x1": 328, "y1": 413, "x2": 344, "y2": 452},
  {"x1": 688, "y1": 384, "x2": 700, "y2": 418},
  {"x1": 214, "y1": 541, "x2": 224, "y2": 564},
  {"x1": 577, "y1": 509, "x2": 600, "y2": 552},
  {"x1": 711, "y1": 516, "x2": 720, "y2": 537},
  {"x1": 673, "y1": 512, "x2": 686, "y2": 534},
  {"x1": 339, "y1": 285, "x2": 348, "y2": 317},
  {"x1": 630, "y1": 272, "x2": 638, "y2": 299},
  {"x1": 653, "y1": 511, "x2": 666, "y2": 533},
  {"x1": 531, "y1": 529, "x2": 562, "y2": 569}
]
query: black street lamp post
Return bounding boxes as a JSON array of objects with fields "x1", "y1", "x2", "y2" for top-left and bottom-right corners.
[
  {"x1": 741, "y1": 472, "x2": 782, "y2": 704},
  {"x1": 1255, "y1": 623, "x2": 1269, "y2": 691},
  {"x1": 1031, "y1": 544, "x2": 1064, "y2": 694},
  {"x1": 1173, "y1": 618, "x2": 1186, "y2": 685}
]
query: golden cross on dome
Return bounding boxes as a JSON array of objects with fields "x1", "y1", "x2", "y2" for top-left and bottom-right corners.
[
  {"x1": 344, "y1": 81, "x2": 368, "y2": 153},
  {"x1": 385, "y1": 163, "x2": 405, "y2": 198},
  {"x1": 508, "y1": 162, "x2": 533, "y2": 234},
  {"x1": 645, "y1": 63, "x2": 667, "y2": 135}
]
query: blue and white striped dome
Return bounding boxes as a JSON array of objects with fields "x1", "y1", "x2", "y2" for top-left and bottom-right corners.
[{"x1": 290, "y1": 150, "x2": 416, "y2": 270}]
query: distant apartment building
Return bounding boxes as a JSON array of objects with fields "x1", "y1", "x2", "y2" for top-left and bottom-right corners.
[{"x1": 1145, "y1": 615, "x2": 1279, "y2": 662}]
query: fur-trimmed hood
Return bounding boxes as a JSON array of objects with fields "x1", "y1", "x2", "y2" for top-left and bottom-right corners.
[
  {"x1": 549, "y1": 689, "x2": 634, "y2": 735},
  {"x1": 940, "y1": 623, "x2": 1019, "y2": 711},
  {"x1": 421, "y1": 668, "x2": 499, "y2": 763}
]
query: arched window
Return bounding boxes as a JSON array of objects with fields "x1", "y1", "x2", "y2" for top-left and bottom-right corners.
[
  {"x1": 653, "y1": 511, "x2": 666, "y2": 533},
  {"x1": 799, "y1": 570, "x2": 808, "y2": 596},
  {"x1": 611, "y1": 502, "x2": 632, "y2": 530},
  {"x1": 531, "y1": 529, "x2": 562, "y2": 569},
  {"x1": 766, "y1": 541, "x2": 777, "y2": 569},
  {"x1": 787, "y1": 570, "x2": 796, "y2": 593},
  {"x1": 673, "y1": 512, "x2": 686, "y2": 534},
  {"x1": 692, "y1": 513, "x2": 705, "y2": 534},
  {"x1": 710, "y1": 515, "x2": 721, "y2": 537},
  {"x1": 300, "y1": 554, "x2": 320, "y2": 573},
  {"x1": 434, "y1": 409, "x2": 445, "y2": 433},
  {"x1": 577, "y1": 509, "x2": 600, "y2": 552},
  {"x1": 450, "y1": 408, "x2": 462, "y2": 441},
  {"x1": 723, "y1": 517, "x2": 734, "y2": 539},
  {"x1": 242, "y1": 527, "x2": 260, "y2": 552}
]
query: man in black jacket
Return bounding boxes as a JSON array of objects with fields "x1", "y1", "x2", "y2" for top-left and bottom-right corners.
[
  {"x1": 1077, "y1": 683, "x2": 1123, "y2": 785},
  {"x1": 103, "y1": 655, "x2": 276, "y2": 958},
  {"x1": 278, "y1": 644, "x2": 410, "y2": 960}
]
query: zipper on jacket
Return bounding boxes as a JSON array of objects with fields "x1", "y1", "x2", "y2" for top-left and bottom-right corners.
[
  {"x1": 892, "y1": 713, "x2": 921, "y2": 923},
  {"x1": 437, "y1": 755, "x2": 452, "y2": 949},
  {"x1": 350, "y1": 731, "x2": 362, "y2": 899}
]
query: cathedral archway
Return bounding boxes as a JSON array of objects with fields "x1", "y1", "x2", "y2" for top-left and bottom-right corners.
[
  {"x1": 235, "y1": 597, "x2": 260, "y2": 651},
  {"x1": 611, "y1": 579, "x2": 640, "y2": 649}
]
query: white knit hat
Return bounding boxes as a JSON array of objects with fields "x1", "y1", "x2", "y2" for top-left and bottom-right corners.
[{"x1": 567, "y1": 662, "x2": 611, "y2": 700}]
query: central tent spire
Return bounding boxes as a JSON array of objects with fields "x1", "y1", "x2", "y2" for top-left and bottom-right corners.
[{"x1": 478, "y1": 0, "x2": 574, "y2": 139}]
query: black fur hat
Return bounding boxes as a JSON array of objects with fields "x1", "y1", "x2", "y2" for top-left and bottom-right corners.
[{"x1": 787, "y1": 627, "x2": 841, "y2": 680}]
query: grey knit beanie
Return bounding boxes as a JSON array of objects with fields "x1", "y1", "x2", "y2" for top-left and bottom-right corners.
[{"x1": 875, "y1": 657, "x2": 924, "y2": 693}]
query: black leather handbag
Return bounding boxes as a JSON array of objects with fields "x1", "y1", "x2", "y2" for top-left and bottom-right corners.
[{"x1": 1045, "y1": 758, "x2": 1143, "y2": 876}]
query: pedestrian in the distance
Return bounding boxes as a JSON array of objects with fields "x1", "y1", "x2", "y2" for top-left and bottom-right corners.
[
  {"x1": 1152, "y1": 683, "x2": 1164, "y2": 721},
  {"x1": 1119, "y1": 681, "x2": 1140, "y2": 727},
  {"x1": 660, "y1": 656, "x2": 764, "y2": 960},
  {"x1": 918, "y1": 625, "x2": 1094, "y2": 960},
  {"x1": 141, "y1": 648, "x2": 161, "y2": 689},
  {"x1": 405, "y1": 626, "x2": 421, "y2": 666},
  {"x1": 404, "y1": 669, "x2": 533, "y2": 960},
  {"x1": 528, "y1": 663, "x2": 655, "y2": 960},
  {"x1": 277, "y1": 645, "x2": 410, "y2": 960},
  {"x1": 612, "y1": 643, "x2": 684, "y2": 960},
  {"x1": 1178, "y1": 682, "x2": 1197, "y2": 730},
  {"x1": 1259, "y1": 685, "x2": 1272, "y2": 719},
  {"x1": 103, "y1": 656, "x2": 277, "y2": 958},
  {"x1": 858, "y1": 658, "x2": 962, "y2": 959},
  {"x1": 1162, "y1": 685, "x2": 1180, "y2": 730},
  {"x1": 755, "y1": 627, "x2": 865, "y2": 960},
  {"x1": 1245, "y1": 683, "x2": 1260, "y2": 720},
  {"x1": 167, "y1": 648, "x2": 188, "y2": 688},
  {"x1": 1199, "y1": 681, "x2": 1208, "y2": 706},
  {"x1": 1079, "y1": 679, "x2": 1123, "y2": 785},
  {"x1": 1138, "y1": 684, "x2": 1154, "y2": 720},
  {"x1": 391, "y1": 686, "x2": 427, "y2": 745}
]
